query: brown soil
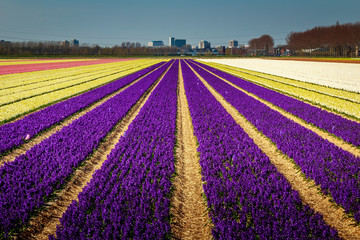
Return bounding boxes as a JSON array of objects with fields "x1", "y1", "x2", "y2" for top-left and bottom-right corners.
[
  {"x1": 17, "y1": 62, "x2": 170, "y2": 240},
  {"x1": 188, "y1": 62, "x2": 360, "y2": 240},
  {"x1": 193, "y1": 61, "x2": 360, "y2": 158},
  {"x1": 0, "y1": 63, "x2": 165, "y2": 168},
  {"x1": 170, "y1": 61, "x2": 213, "y2": 240},
  {"x1": 267, "y1": 57, "x2": 360, "y2": 64}
]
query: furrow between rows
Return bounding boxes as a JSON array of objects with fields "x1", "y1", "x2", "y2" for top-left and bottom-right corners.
[{"x1": 170, "y1": 60, "x2": 213, "y2": 239}]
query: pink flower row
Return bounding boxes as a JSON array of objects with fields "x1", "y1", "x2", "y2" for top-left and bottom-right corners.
[{"x1": 0, "y1": 59, "x2": 134, "y2": 75}]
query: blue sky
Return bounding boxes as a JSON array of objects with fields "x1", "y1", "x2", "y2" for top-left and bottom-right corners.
[{"x1": 0, "y1": 0, "x2": 359, "y2": 47}]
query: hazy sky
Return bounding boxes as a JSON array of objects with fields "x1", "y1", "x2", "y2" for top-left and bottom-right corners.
[{"x1": 0, "y1": 0, "x2": 359, "y2": 47}]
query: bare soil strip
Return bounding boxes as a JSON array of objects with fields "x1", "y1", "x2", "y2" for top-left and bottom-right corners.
[
  {"x1": 0, "y1": 63, "x2": 166, "y2": 168},
  {"x1": 170, "y1": 61, "x2": 213, "y2": 240},
  {"x1": 192, "y1": 61, "x2": 360, "y2": 158},
  {"x1": 17, "y1": 62, "x2": 172, "y2": 240},
  {"x1": 187, "y1": 62, "x2": 360, "y2": 240}
]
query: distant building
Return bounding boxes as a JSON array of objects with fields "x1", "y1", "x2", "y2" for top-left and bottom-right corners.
[
  {"x1": 169, "y1": 37, "x2": 175, "y2": 47},
  {"x1": 174, "y1": 39, "x2": 186, "y2": 48},
  {"x1": 70, "y1": 39, "x2": 79, "y2": 47},
  {"x1": 216, "y1": 45, "x2": 226, "y2": 55},
  {"x1": 148, "y1": 41, "x2": 164, "y2": 47},
  {"x1": 199, "y1": 40, "x2": 211, "y2": 50},
  {"x1": 168, "y1": 37, "x2": 186, "y2": 48},
  {"x1": 229, "y1": 40, "x2": 238, "y2": 48}
]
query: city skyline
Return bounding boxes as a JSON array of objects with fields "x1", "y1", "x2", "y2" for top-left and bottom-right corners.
[{"x1": 1, "y1": 0, "x2": 359, "y2": 47}]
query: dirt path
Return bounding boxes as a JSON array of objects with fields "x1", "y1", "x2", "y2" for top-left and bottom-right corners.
[
  {"x1": 187, "y1": 61, "x2": 360, "y2": 240},
  {"x1": 18, "y1": 62, "x2": 172, "y2": 240},
  {"x1": 192, "y1": 61, "x2": 360, "y2": 158},
  {"x1": 0, "y1": 63, "x2": 166, "y2": 168},
  {"x1": 170, "y1": 61, "x2": 213, "y2": 240}
]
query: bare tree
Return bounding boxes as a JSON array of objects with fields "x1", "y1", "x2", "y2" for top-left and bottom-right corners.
[
  {"x1": 286, "y1": 22, "x2": 360, "y2": 57},
  {"x1": 249, "y1": 35, "x2": 274, "y2": 55}
]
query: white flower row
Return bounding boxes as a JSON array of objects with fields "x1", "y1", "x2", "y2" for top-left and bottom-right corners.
[{"x1": 200, "y1": 58, "x2": 360, "y2": 93}]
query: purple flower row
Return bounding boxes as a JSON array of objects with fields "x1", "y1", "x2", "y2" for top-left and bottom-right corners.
[
  {"x1": 182, "y1": 60, "x2": 340, "y2": 239},
  {"x1": 0, "y1": 61, "x2": 172, "y2": 237},
  {"x1": 0, "y1": 62, "x2": 165, "y2": 156},
  {"x1": 191, "y1": 60, "x2": 360, "y2": 148},
  {"x1": 186, "y1": 60, "x2": 360, "y2": 223},
  {"x1": 52, "y1": 60, "x2": 178, "y2": 239}
]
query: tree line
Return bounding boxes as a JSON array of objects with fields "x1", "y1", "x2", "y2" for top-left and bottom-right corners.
[
  {"x1": 286, "y1": 22, "x2": 360, "y2": 57},
  {"x1": 0, "y1": 41, "x2": 179, "y2": 56}
]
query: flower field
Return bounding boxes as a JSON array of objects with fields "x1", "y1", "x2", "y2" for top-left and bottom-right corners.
[
  {"x1": 0, "y1": 59, "x2": 100, "y2": 66},
  {"x1": 0, "y1": 59, "x2": 161, "y2": 123},
  {"x1": 0, "y1": 58, "x2": 359, "y2": 239},
  {"x1": 0, "y1": 58, "x2": 132, "y2": 75},
  {"x1": 200, "y1": 58, "x2": 360, "y2": 93},
  {"x1": 199, "y1": 60, "x2": 360, "y2": 119}
]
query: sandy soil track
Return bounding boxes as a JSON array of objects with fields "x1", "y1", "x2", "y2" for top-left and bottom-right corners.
[{"x1": 170, "y1": 61, "x2": 213, "y2": 240}]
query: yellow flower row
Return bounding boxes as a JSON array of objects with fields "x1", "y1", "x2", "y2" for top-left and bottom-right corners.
[
  {"x1": 0, "y1": 60, "x2": 153, "y2": 104},
  {"x1": 204, "y1": 62, "x2": 360, "y2": 103},
  {"x1": 0, "y1": 66, "x2": 115, "y2": 95},
  {"x1": 0, "y1": 60, "x2": 141, "y2": 88},
  {"x1": 0, "y1": 59, "x2": 163, "y2": 122},
  {"x1": 202, "y1": 61, "x2": 360, "y2": 120},
  {"x1": 0, "y1": 58, "x2": 99, "y2": 66}
]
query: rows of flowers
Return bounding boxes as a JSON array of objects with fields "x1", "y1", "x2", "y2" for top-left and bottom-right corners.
[
  {"x1": 0, "y1": 61, "x2": 172, "y2": 237},
  {"x1": 0, "y1": 60, "x2": 159, "y2": 107},
  {"x1": 186, "y1": 60, "x2": 360, "y2": 223},
  {"x1": 0, "y1": 61, "x2": 138, "y2": 100},
  {"x1": 0, "y1": 60, "x2": 147, "y2": 90},
  {"x1": 0, "y1": 60, "x2": 154, "y2": 95},
  {"x1": 192, "y1": 60, "x2": 360, "y2": 148},
  {"x1": 0, "y1": 58, "x2": 129, "y2": 75},
  {"x1": 199, "y1": 58, "x2": 360, "y2": 93},
  {"x1": 181, "y1": 60, "x2": 339, "y2": 239},
  {"x1": 52, "y1": 60, "x2": 178, "y2": 239},
  {"x1": 0, "y1": 62, "x2": 165, "y2": 156},
  {"x1": 0, "y1": 59, "x2": 100, "y2": 66},
  {"x1": 203, "y1": 61, "x2": 360, "y2": 104},
  {"x1": 201, "y1": 61, "x2": 360, "y2": 119},
  {"x1": 0, "y1": 60, "x2": 162, "y2": 123}
]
